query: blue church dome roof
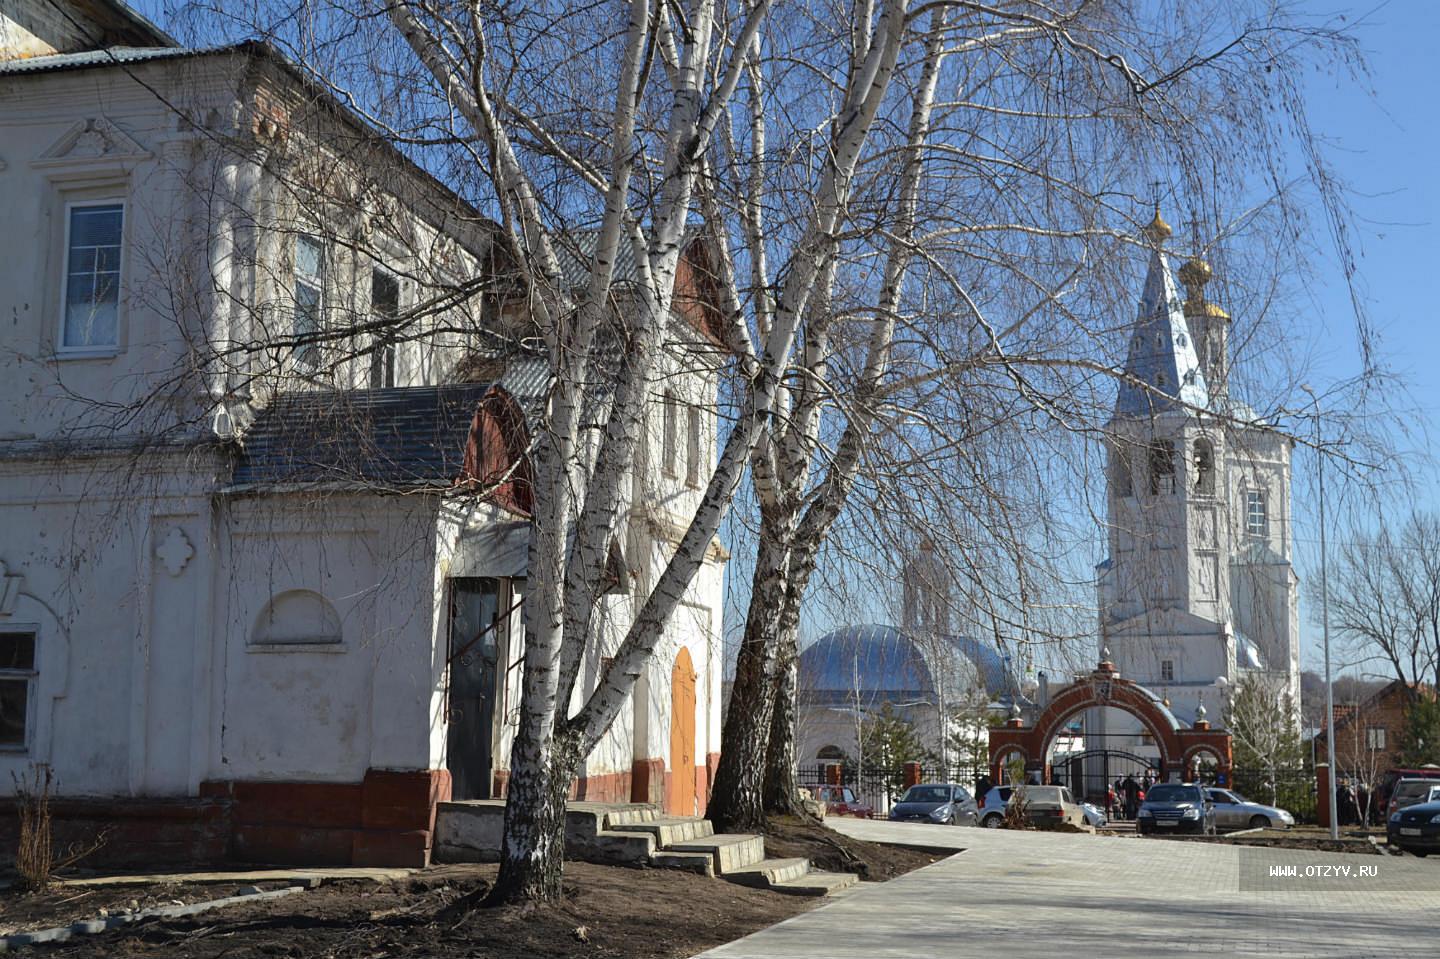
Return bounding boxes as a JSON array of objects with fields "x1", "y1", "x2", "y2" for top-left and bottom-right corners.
[{"x1": 798, "y1": 624, "x2": 1019, "y2": 704}]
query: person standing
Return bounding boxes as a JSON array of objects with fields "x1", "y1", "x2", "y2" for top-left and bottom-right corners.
[{"x1": 1123, "y1": 774, "x2": 1141, "y2": 820}]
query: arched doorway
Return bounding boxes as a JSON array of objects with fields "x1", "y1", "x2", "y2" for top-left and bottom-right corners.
[{"x1": 668, "y1": 647, "x2": 697, "y2": 815}]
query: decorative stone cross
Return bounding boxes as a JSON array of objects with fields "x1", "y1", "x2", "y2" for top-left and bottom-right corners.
[{"x1": 156, "y1": 527, "x2": 194, "y2": 576}]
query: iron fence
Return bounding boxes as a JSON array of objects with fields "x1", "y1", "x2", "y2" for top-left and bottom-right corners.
[
  {"x1": 1229, "y1": 768, "x2": 1317, "y2": 824},
  {"x1": 797, "y1": 761, "x2": 990, "y2": 816}
]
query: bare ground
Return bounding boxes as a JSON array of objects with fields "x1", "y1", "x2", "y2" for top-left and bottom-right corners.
[{"x1": 761, "y1": 815, "x2": 946, "y2": 880}]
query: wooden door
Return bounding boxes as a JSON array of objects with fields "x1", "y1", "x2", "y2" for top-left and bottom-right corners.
[{"x1": 668, "y1": 647, "x2": 697, "y2": 815}]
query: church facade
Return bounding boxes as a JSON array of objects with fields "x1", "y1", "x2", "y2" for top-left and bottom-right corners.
[{"x1": 1094, "y1": 211, "x2": 1300, "y2": 752}]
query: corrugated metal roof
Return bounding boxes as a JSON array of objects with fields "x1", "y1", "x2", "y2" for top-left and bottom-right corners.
[
  {"x1": 0, "y1": 46, "x2": 207, "y2": 75},
  {"x1": 231, "y1": 357, "x2": 549, "y2": 490}
]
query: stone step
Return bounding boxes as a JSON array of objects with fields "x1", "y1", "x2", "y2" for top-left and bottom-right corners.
[
  {"x1": 666, "y1": 833, "x2": 766, "y2": 874},
  {"x1": 433, "y1": 801, "x2": 662, "y2": 864},
  {"x1": 650, "y1": 850, "x2": 715, "y2": 877},
  {"x1": 603, "y1": 805, "x2": 662, "y2": 828},
  {"x1": 608, "y1": 816, "x2": 715, "y2": 846},
  {"x1": 719, "y1": 856, "x2": 811, "y2": 889},
  {"x1": 770, "y1": 870, "x2": 860, "y2": 897}
]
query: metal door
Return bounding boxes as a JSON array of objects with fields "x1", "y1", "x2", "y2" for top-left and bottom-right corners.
[{"x1": 446, "y1": 578, "x2": 502, "y2": 800}]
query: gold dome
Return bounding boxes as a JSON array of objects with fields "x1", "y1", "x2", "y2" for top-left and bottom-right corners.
[
  {"x1": 1180, "y1": 255, "x2": 1230, "y2": 321},
  {"x1": 1142, "y1": 208, "x2": 1172, "y2": 244}
]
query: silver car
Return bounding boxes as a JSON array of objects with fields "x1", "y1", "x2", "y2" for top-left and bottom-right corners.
[{"x1": 1205, "y1": 787, "x2": 1294, "y2": 831}]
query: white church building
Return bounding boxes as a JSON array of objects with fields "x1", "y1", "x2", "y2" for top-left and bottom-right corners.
[
  {"x1": 0, "y1": 0, "x2": 726, "y2": 867},
  {"x1": 1091, "y1": 209, "x2": 1301, "y2": 760}
]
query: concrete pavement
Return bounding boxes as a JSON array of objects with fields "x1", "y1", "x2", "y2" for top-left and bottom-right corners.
[{"x1": 695, "y1": 819, "x2": 1439, "y2": 958}]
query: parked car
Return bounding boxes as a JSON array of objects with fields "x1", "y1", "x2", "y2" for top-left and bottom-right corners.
[
  {"x1": 1204, "y1": 787, "x2": 1294, "y2": 831},
  {"x1": 1024, "y1": 785, "x2": 1087, "y2": 828},
  {"x1": 1079, "y1": 801, "x2": 1108, "y2": 828},
  {"x1": 1387, "y1": 779, "x2": 1440, "y2": 819},
  {"x1": 1388, "y1": 795, "x2": 1440, "y2": 857},
  {"x1": 811, "y1": 784, "x2": 875, "y2": 819},
  {"x1": 976, "y1": 784, "x2": 1083, "y2": 828},
  {"x1": 1377, "y1": 767, "x2": 1440, "y2": 814},
  {"x1": 1137, "y1": 783, "x2": 1216, "y2": 836},
  {"x1": 978, "y1": 785, "x2": 1015, "y2": 828},
  {"x1": 888, "y1": 783, "x2": 978, "y2": 825}
]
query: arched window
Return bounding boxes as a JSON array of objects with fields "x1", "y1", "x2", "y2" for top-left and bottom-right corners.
[
  {"x1": 1149, "y1": 440, "x2": 1177, "y2": 495},
  {"x1": 252, "y1": 590, "x2": 342, "y2": 646},
  {"x1": 816, "y1": 745, "x2": 845, "y2": 761},
  {"x1": 1193, "y1": 438, "x2": 1215, "y2": 495}
]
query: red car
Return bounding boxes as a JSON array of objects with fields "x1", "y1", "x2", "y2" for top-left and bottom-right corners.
[{"x1": 812, "y1": 785, "x2": 875, "y2": 819}]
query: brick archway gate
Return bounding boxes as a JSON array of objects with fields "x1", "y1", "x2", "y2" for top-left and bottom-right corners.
[{"x1": 988, "y1": 657, "x2": 1232, "y2": 787}]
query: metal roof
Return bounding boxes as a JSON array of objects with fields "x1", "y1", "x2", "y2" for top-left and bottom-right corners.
[
  {"x1": 798, "y1": 624, "x2": 1022, "y2": 703},
  {"x1": 1114, "y1": 248, "x2": 1211, "y2": 417},
  {"x1": 0, "y1": 46, "x2": 202, "y2": 75},
  {"x1": 231, "y1": 358, "x2": 548, "y2": 490}
]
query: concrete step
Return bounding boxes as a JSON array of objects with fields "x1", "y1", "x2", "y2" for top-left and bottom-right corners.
[
  {"x1": 650, "y1": 850, "x2": 715, "y2": 877},
  {"x1": 666, "y1": 833, "x2": 766, "y2": 874},
  {"x1": 770, "y1": 870, "x2": 860, "y2": 897},
  {"x1": 604, "y1": 805, "x2": 662, "y2": 828},
  {"x1": 609, "y1": 816, "x2": 715, "y2": 846},
  {"x1": 433, "y1": 801, "x2": 662, "y2": 864},
  {"x1": 719, "y1": 856, "x2": 811, "y2": 889}
]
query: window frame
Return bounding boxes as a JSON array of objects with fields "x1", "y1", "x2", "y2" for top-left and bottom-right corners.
[
  {"x1": 0, "y1": 629, "x2": 38, "y2": 753},
  {"x1": 292, "y1": 234, "x2": 327, "y2": 369},
  {"x1": 368, "y1": 267, "x2": 401, "y2": 389},
  {"x1": 58, "y1": 199, "x2": 126, "y2": 355},
  {"x1": 1365, "y1": 726, "x2": 1386, "y2": 751},
  {"x1": 662, "y1": 391, "x2": 679, "y2": 478},
  {"x1": 1245, "y1": 489, "x2": 1267, "y2": 538},
  {"x1": 685, "y1": 404, "x2": 702, "y2": 487},
  {"x1": 1159, "y1": 659, "x2": 1175, "y2": 683}
]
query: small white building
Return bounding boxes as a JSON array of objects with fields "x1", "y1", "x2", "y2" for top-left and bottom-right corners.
[{"x1": 0, "y1": 0, "x2": 726, "y2": 867}]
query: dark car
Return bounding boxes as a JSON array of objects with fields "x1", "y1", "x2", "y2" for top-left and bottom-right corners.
[
  {"x1": 1136, "y1": 783, "x2": 1216, "y2": 836},
  {"x1": 888, "y1": 783, "x2": 978, "y2": 826},
  {"x1": 1378, "y1": 767, "x2": 1440, "y2": 815},
  {"x1": 1388, "y1": 797, "x2": 1440, "y2": 856},
  {"x1": 811, "y1": 784, "x2": 875, "y2": 819}
]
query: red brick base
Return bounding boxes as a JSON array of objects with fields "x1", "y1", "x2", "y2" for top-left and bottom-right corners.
[{"x1": 0, "y1": 769, "x2": 452, "y2": 871}]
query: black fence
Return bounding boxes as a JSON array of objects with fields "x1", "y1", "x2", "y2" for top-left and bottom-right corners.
[
  {"x1": 1229, "y1": 768, "x2": 1318, "y2": 824},
  {"x1": 797, "y1": 761, "x2": 989, "y2": 815}
]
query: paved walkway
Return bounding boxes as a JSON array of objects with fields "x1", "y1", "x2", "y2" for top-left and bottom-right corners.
[{"x1": 695, "y1": 820, "x2": 1439, "y2": 959}]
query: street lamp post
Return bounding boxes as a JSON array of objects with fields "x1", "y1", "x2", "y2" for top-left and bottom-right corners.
[{"x1": 1302, "y1": 383, "x2": 1340, "y2": 841}]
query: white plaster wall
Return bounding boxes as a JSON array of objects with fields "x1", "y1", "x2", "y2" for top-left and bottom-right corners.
[
  {"x1": 0, "y1": 452, "x2": 223, "y2": 797},
  {"x1": 213, "y1": 496, "x2": 441, "y2": 783}
]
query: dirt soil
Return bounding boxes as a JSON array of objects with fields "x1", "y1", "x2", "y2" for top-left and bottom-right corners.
[
  {"x1": 763, "y1": 815, "x2": 946, "y2": 880},
  {"x1": 0, "y1": 882, "x2": 293, "y2": 937},
  {"x1": 1, "y1": 863, "x2": 817, "y2": 958}
]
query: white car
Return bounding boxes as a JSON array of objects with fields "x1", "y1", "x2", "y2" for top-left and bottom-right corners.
[
  {"x1": 979, "y1": 784, "x2": 1097, "y2": 828},
  {"x1": 1204, "y1": 787, "x2": 1295, "y2": 831}
]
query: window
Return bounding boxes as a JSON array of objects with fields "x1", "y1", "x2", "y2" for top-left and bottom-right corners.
[
  {"x1": 1245, "y1": 490, "x2": 1267, "y2": 537},
  {"x1": 369, "y1": 269, "x2": 399, "y2": 388},
  {"x1": 293, "y1": 236, "x2": 325, "y2": 368},
  {"x1": 686, "y1": 405, "x2": 702, "y2": 486},
  {"x1": 1160, "y1": 659, "x2": 1175, "y2": 682},
  {"x1": 816, "y1": 744, "x2": 845, "y2": 761},
  {"x1": 0, "y1": 632, "x2": 36, "y2": 749},
  {"x1": 1111, "y1": 445, "x2": 1133, "y2": 497},
  {"x1": 251, "y1": 590, "x2": 343, "y2": 646},
  {"x1": 1366, "y1": 726, "x2": 1386, "y2": 750},
  {"x1": 1149, "y1": 440, "x2": 1177, "y2": 495},
  {"x1": 61, "y1": 202, "x2": 124, "y2": 349},
  {"x1": 662, "y1": 391, "x2": 679, "y2": 477},
  {"x1": 1193, "y1": 438, "x2": 1215, "y2": 495}
]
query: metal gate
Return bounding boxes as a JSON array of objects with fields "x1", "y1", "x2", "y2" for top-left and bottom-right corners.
[{"x1": 1047, "y1": 749, "x2": 1156, "y2": 804}]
